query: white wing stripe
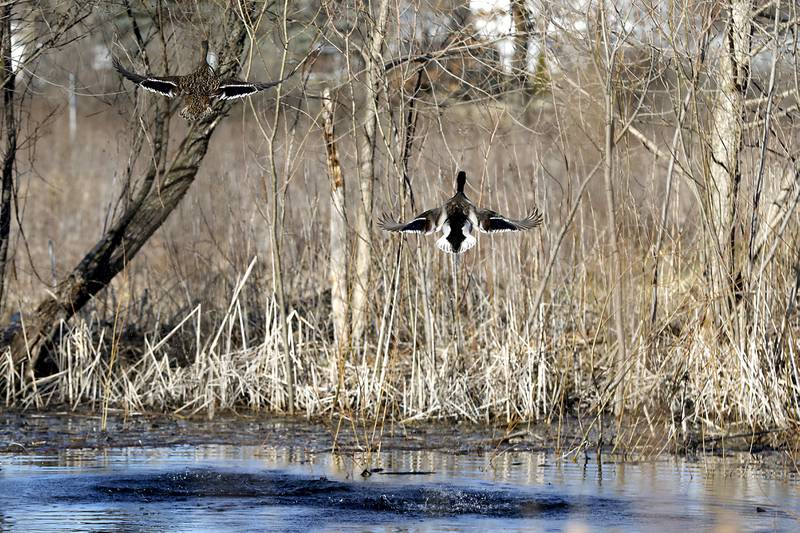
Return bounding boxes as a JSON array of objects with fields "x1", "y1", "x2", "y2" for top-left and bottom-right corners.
[
  {"x1": 141, "y1": 86, "x2": 176, "y2": 97},
  {"x1": 217, "y1": 94, "x2": 254, "y2": 101}
]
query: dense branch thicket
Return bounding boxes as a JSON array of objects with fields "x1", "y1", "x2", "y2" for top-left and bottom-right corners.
[{"x1": 0, "y1": 0, "x2": 798, "y2": 444}]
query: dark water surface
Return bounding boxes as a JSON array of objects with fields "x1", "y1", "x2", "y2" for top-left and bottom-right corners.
[{"x1": 0, "y1": 416, "x2": 798, "y2": 532}]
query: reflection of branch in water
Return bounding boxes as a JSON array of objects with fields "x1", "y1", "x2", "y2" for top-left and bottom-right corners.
[{"x1": 361, "y1": 468, "x2": 435, "y2": 477}]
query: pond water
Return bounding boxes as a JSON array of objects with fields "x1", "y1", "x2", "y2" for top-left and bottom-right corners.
[{"x1": 0, "y1": 415, "x2": 798, "y2": 532}]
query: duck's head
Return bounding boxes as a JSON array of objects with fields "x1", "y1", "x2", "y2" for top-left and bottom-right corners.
[{"x1": 456, "y1": 170, "x2": 467, "y2": 194}]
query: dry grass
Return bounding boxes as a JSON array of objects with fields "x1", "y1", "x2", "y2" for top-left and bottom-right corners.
[
  {"x1": 2, "y1": 20, "x2": 800, "y2": 447},
  {"x1": 3, "y1": 184, "x2": 798, "y2": 438}
]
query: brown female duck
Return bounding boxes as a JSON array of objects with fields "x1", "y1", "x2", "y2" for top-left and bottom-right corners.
[{"x1": 113, "y1": 40, "x2": 293, "y2": 120}]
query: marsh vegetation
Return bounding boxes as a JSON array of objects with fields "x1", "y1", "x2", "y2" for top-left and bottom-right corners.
[{"x1": 0, "y1": 0, "x2": 799, "y2": 451}]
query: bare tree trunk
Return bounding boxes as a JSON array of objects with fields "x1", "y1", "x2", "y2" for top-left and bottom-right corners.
[
  {"x1": 7, "y1": 11, "x2": 254, "y2": 370},
  {"x1": 322, "y1": 88, "x2": 349, "y2": 365},
  {"x1": 351, "y1": 0, "x2": 390, "y2": 343},
  {"x1": 707, "y1": 0, "x2": 751, "y2": 320},
  {"x1": 0, "y1": 3, "x2": 16, "y2": 310},
  {"x1": 598, "y1": 2, "x2": 627, "y2": 416},
  {"x1": 511, "y1": 0, "x2": 532, "y2": 91},
  {"x1": 264, "y1": 0, "x2": 295, "y2": 414}
]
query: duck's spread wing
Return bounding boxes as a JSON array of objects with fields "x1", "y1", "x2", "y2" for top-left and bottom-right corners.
[
  {"x1": 215, "y1": 76, "x2": 293, "y2": 100},
  {"x1": 215, "y1": 80, "x2": 268, "y2": 100},
  {"x1": 113, "y1": 58, "x2": 179, "y2": 97},
  {"x1": 476, "y1": 207, "x2": 543, "y2": 233},
  {"x1": 215, "y1": 60, "x2": 305, "y2": 100},
  {"x1": 378, "y1": 208, "x2": 440, "y2": 234}
]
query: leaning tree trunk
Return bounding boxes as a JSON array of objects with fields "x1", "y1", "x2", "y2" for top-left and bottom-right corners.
[
  {"x1": 707, "y1": 0, "x2": 751, "y2": 323},
  {"x1": 350, "y1": 0, "x2": 390, "y2": 344},
  {"x1": 0, "y1": 3, "x2": 16, "y2": 311},
  {"x1": 7, "y1": 8, "x2": 256, "y2": 370}
]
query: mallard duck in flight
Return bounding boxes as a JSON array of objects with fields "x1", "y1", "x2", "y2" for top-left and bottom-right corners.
[
  {"x1": 379, "y1": 170, "x2": 543, "y2": 254},
  {"x1": 113, "y1": 40, "x2": 294, "y2": 120}
]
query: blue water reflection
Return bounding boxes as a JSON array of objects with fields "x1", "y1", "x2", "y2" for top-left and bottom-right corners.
[{"x1": 0, "y1": 444, "x2": 797, "y2": 532}]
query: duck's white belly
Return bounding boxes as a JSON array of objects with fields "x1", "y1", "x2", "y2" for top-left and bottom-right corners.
[{"x1": 436, "y1": 221, "x2": 477, "y2": 254}]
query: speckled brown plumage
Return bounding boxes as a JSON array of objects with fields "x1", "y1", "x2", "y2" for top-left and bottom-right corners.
[{"x1": 113, "y1": 40, "x2": 293, "y2": 120}]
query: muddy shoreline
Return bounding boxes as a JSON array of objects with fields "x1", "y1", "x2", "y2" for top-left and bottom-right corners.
[
  {"x1": 2, "y1": 408, "x2": 798, "y2": 464},
  {"x1": 1, "y1": 408, "x2": 558, "y2": 455}
]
